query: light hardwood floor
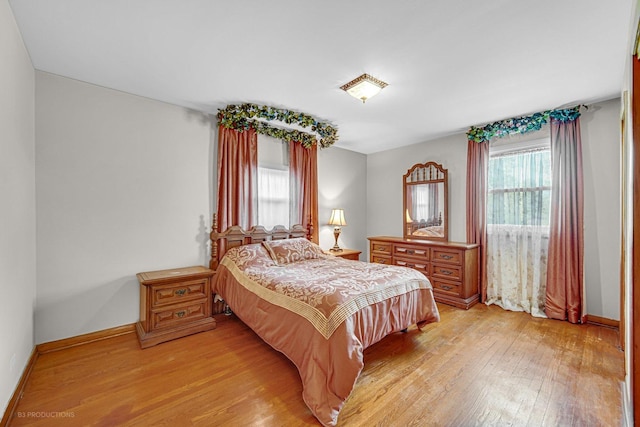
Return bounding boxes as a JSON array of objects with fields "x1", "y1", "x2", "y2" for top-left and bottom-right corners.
[{"x1": 7, "y1": 303, "x2": 624, "y2": 426}]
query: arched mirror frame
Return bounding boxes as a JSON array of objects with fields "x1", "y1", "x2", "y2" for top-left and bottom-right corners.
[{"x1": 403, "y1": 162, "x2": 448, "y2": 241}]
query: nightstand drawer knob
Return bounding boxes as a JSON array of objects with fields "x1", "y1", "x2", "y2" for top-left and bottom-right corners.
[
  {"x1": 441, "y1": 270, "x2": 453, "y2": 275},
  {"x1": 440, "y1": 254, "x2": 453, "y2": 260},
  {"x1": 442, "y1": 285, "x2": 452, "y2": 290},
  {"x1": 174, "y1": 289, "x2": 187, "y2": 296},
  {"x1": 176, "y1": 310, "x2": 186, "y2": 318}
]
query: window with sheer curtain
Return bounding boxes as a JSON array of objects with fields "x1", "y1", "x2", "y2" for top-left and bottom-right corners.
[
  {"x1": 257, "y1": 166, "x2": 290, "y2": 229},
  {"x1": 256, "y1": 135, "x2": 290, "y2": 229},
  {"x1": 485, "y1": 137, "x2": 551, "y2": 317}
]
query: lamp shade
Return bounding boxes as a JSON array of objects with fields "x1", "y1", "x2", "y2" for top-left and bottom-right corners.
[
  {"x1": 405, "y1": 209, "x2": 413, "y2": 223},
  {"x1": 328, "y1": 209, "x2": 347, "y2": 226}
]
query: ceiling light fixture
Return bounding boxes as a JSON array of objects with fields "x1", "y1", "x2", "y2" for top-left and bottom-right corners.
[{"x1": 340, "y1": 73, "x2": 388, "y2": 103}]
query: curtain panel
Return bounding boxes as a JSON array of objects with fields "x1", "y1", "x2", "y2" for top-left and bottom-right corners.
[
  {"x1": 216, "y1": 126, "x2": 258, "y2": 232},
  {"x1": 290, "y1": 142, "x2": 319, "y2": 243},
  {"x1": 466, "y1": 139, "x2": 489, "y2": 302},
  {"x1": 544, "y1": 118, "x2": 585, "y2": 323}
]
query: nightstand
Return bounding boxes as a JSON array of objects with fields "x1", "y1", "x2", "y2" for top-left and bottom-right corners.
[
  {"x1": 328, "y1": 248, "x2": 362, "y2": 261},
  {"x1": 136, "y1": 266, "x2": 216, "y2": 348}
]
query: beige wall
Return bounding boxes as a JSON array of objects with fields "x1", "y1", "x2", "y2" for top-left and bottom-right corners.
[
  {"x1": 0, "y1": 0, "x2": 36, "y2": 414},
  {"x1": 367, "y1": 98, "x2": 622, "y2": 321}
]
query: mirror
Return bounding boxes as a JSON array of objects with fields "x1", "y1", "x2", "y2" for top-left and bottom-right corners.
[{"x1": 403, "y1": 162, "x2": 448, "y2": 241}]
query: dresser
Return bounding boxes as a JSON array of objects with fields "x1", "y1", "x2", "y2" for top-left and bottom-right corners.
[
  {"x1": 136, "y1": 266, "x2": 216, "y2": 348},
  {"x1": 368, "y1": 236, "x2": 479, "y2": 309}
]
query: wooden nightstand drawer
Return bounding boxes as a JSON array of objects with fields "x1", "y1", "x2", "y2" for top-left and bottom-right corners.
[
  {"x1": 329, "y1": 248, "x2": 361, "y2": 261},
  {"x1": 432, "y1": 248, "x2": 462, "y2": 265},
  {"x1": 151, "y1": 301, "x2": 208, "y2": 330},
  {"x1": 152, "y1": 279, "x2": 207, "y2": 307}
]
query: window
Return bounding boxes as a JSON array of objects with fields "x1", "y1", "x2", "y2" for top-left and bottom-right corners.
[
  {"x1": 487, "y1": 140, "x2": 551, "y2": 226},
  {"x1": 257, "y1": 166, "x2": 289, "y2": 229},
  {"x1": 485, "y1": 137, "x2": 551, "y2": 317},
  {"x1": 256, "y1": 135, "x2": 290, "y2": 229}
]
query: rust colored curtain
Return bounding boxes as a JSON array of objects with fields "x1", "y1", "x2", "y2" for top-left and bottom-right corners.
[
  {"x1": 290, "y1": 141, "x2": 319, "y2": 243},
  {"x1": 544, "y1": 118, "x2": 584, "y2": 323},
  {"x1": 216, "y1": 127, "x2": 258, "y2": 232},
  {"x1": 466, "y1": 139, "x2": 489, "y2": 302}
]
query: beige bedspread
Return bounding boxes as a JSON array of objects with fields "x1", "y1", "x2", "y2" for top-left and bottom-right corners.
[{"x1": 213, "y1": 240, "x2": 440, "y2": 426}]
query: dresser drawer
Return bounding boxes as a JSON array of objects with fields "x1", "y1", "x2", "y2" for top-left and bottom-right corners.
[
  {"x1": 394, "y1": 244, "x2": 429, "y2": 260},
  {"x1": 371, "y1": 241, "x2": 392, "y2": 256},
  {"x1": 151, "y1": 300, "x2": 208, "y2": 330},
  {"x1": 152, "y1": 279, "x2": 208, "y2": 307},
  {"x1": 371, "y1": 255, "x2": 392, "y2": 265},
  {"x1": 431, "y1": 279, "x2": 462, "y2": 296},
  {"x1": 432, "y1": 248, "x2": 462, "y2": 265},
  {"x1": 432, "y1": 263, "x2": 462, "y2": 281},
  {"x1": 394, "y1": 259, "x2": 429, "y2": 275}
]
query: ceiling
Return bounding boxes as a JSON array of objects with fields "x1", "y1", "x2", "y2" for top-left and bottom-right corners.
[{"x1": 9, "y1": 0, "x2": 633, "y2": 154}]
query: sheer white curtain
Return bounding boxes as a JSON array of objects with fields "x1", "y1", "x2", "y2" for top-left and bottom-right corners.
[
  {"x1": 257, "y1": 135, "x2": 290, "y2": 229},
  {"x1": 485, "y1": 139, "x2": 551, "y2": 317},
  {"x1": 257, "y1": 167, "x2": 289, "y2": 229}
]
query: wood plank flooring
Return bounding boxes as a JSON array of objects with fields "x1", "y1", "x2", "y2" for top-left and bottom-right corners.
[{"x1": 7, "y1": 303, "x2": 624, "y2": 426}]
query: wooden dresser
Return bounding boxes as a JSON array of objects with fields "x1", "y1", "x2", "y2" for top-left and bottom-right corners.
[
  {"x1": 136, "y1": 266, "x2": 216, "y2": 348},
  {"x1": 368, "y1": 236, "x2": 479, "y2": 309}
]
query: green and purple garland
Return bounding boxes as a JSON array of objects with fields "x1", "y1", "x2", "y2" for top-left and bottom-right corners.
[
  {"x1": 467, "y1": 106, "x2": 582, "y2": 143},
  {"x1": 218, "y1": 103, "x2": 338, "y2": 149}
]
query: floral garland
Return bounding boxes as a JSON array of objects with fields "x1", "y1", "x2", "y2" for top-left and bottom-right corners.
[
  {"x1": 467, "y1": 106, "x2": 582, "y2": 143},
  {"x1": 217, "y1": 103, "x2": 338, "y2": 148}
]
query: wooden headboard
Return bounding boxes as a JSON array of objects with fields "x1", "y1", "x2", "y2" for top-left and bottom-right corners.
[{"x1": 209, "y1": 213, "x2": 312, "y2": 270}]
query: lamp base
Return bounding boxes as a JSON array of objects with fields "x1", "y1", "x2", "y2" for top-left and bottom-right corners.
[{"x1": 330, "y1": 227, "x2": 342, "y2": 252}]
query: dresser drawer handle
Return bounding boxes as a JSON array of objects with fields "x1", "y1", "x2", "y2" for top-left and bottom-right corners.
[
  {"x1": 175, "y1": 310, "x2": 186, "y2": 318},
  {"x1": 440, "y1": 254, "x2": 453, "y2": 260},
  {"x1": 407, "y1": 263, "x2": 415, "y2": 268},
  {"x1": 174, "y1": 289, "x2": 187, "y2": 296},
  {"x1": 441, "y1": 285, "x2": 453, "y2": 290},
  {"x1": 407, "y1": 249, "x2": 415, "y2": 255},
  {"x1": 441, "y1": 270, "x2": 453, "y2": 275}
]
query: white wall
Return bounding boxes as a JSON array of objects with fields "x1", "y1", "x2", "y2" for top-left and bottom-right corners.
[
  {"x1": 0, "y1": 0, "x2": 36, "y2": 413},
  {"x1": 35, "y1": 72, "x2": 213, "y2": 343},
  {"x1": 367, "y1": 99, "x2": 621, "y2": 320}
]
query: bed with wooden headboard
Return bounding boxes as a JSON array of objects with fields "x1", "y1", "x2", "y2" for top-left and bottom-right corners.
[{"x1": 208, "y1": 214, "x2": 440, "y2": 426}]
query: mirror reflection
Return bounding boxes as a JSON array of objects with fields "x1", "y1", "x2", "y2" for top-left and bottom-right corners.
[
  {"x1": 406, "y1": 183, "x2": 444, "y2": 237},
  {"x1": 403, "y1": 162, "x2": 448, "y2": 241}
]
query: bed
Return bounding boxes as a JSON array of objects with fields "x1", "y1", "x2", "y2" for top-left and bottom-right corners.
[{"x1": 209, "y1": 218, "x2": 440, "y2": 426}]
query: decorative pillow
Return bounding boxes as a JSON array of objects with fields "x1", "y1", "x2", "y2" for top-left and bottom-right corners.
[
  {"x1": 223, "y1": 243, "x2": 276, "y2": 270},
  {"x1": 262, "y1": 238, "x2": 325, "y2": 265}
]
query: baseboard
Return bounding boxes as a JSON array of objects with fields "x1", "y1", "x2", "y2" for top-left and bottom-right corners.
[
  {"x1": 0, "y1": 347, "x2": 38, "y2": 427},
  {"x1": 585, "y1": 314, "x2": 619, "y2": 329},
  {"x1": 36, "y1": 323, "x2": 135, "y2": 354},
  {"x1": 1, "y1": 323, "x2": 137, "y2": 425}
]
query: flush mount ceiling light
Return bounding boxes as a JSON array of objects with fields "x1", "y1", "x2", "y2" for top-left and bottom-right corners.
[{"x1": 340, "y1": 73, "x2": 388, "y2": 103}]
